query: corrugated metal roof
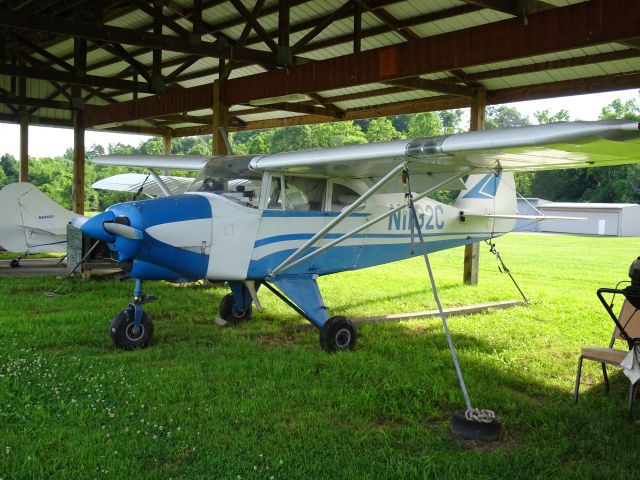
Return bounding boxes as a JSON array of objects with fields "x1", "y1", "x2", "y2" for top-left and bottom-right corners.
[{"x1": 0, "y1": 0, "x2": 637, "y2": 136}]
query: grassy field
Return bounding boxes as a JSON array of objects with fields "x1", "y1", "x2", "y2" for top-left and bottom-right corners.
[{"x1": 1, "y1": 233, "x2": 640, "y2": 479}]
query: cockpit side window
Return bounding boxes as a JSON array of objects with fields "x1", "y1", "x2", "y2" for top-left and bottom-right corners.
[{"x1": 187, "y1": 163, "x2": 262, "y2": 208}]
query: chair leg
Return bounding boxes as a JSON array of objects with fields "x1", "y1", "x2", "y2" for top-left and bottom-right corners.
[
  {"x1": 574, "y1": 356, "x2": 584, "y2": 404},
  {"x1": 601, "y1": 362, "x2": 610, "y2": 393}
]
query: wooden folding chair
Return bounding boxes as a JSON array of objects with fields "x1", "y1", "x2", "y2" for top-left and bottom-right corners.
[{"x1": 574, "y1": 299, "x2": 640, "y2": 414}]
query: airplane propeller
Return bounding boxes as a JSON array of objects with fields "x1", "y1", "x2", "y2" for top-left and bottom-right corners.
[{"x1": 103, "y1": 221, "x2": 143, "y2": 240}]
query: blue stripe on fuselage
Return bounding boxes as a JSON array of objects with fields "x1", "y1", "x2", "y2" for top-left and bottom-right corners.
[
  {"x1": 262, "y1": 210, "x2": 369, "y2": 218},
  {"x1": 253, "y1": 231, "x2": 506, "y2": 249},
  {"x1": 248, "y1": 235, "x2": 497, "y2": 278}
]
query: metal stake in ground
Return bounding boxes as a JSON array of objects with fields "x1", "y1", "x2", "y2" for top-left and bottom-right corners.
[{"x1": 403, "y1": 168, "x2": 502, "y2": 441}]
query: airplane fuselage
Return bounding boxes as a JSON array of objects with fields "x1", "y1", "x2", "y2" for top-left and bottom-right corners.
[{"x1": 100, "y1": 191, "x2": 514, "y2": 283}]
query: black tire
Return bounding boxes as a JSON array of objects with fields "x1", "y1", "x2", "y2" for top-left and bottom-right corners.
[
  {"x1": 320, "y1": 316, "x2": 357, "y2": 352},
  {"x1": 10, "y1": 259, "x2": 20, "y2": 268},
  {"x1": 450, "y1": 411, "x2": 502, "y2": 441},
  {"x1": 110, "y1": 308, "x2": 154, "y2": 350},
  {"x1": 219, "y1": 293, "x2": 252, "y2": 322}
]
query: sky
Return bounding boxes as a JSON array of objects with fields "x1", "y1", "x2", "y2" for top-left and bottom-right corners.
[{"x1": 0, "y1": 88, "x2": 638, "y2": 159}]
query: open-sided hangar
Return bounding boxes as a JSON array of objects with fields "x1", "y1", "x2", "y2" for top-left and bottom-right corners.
[{"x1": 0, "y1": 0, "x2": 639, "y2": 282}]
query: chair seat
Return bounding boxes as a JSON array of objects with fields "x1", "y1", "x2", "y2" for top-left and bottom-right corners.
[{"x1": 581, "y1": 347, "x2": 629, "y2": 365}]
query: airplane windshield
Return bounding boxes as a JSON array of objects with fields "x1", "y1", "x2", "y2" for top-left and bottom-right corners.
[{"x1": 187, "y1": 157, "x2": 262, "y2": 208}]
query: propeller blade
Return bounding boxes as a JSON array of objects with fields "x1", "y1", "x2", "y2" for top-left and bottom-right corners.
[
  {"x1": 71, "y1": 216, "x2": 89, "y2": 228},
  {"x1": 103, "y1": 222, "x2": 143, "y2": 240}
]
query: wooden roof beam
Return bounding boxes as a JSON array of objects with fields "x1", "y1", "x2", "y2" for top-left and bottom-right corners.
[
  {"x1": 85, "y1": 0, "x2": 640, "y2": 127},
  {"x1": 460, "y1": 0, "x2": 554, "y2": 17},
  {"x1": 386, "y1": 77, "x2": 474, "y2": 97},
  {"x1": 225, "y1": 0, "x2": 640, "y2": 104},
  {"x1": 0, "y1": 7, "x2": 280, "y2": 67},
  {"x1": 354, "y1": 0, "x2": 419, "y2": 42}
]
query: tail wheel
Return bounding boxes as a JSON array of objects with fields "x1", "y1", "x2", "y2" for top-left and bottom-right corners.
[
  {"x1": 320, "y1": 316, "x2": 357, "y2": 352},
  {"x1": 219, "y1": 293, "x2": 252, "y2": 322},
  {"x1": 110, "y1": 308, "x2": 154, "y2": 350}
]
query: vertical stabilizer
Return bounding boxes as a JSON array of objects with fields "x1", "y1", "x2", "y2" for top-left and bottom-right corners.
[
  {"x1": 0, "y1": 182, "x2": 77, "y2": 253},
  {"x1": 452, "y1": 172, "x2": 517, "y2": 215}
]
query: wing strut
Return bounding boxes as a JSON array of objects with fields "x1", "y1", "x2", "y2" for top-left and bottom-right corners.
[
  {"x1": 148, "y1": 170, "x2": 172, "y2": 197},
  {"x1": 270, "y1": 162, "x2": 407, "y2": 276},
  {"x1": 404, "y1": 166, "x2": 502, "y2": 441},
  {"x1": 271, "y1": 167, "x2": 472, "y2": 276}
]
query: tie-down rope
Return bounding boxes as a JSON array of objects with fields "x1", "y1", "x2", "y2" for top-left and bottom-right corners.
[{"x1": 403, "y1": 167, "x2": 496, "y2": 423}]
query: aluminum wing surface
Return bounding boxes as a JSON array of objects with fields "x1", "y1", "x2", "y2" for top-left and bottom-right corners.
[
  {"x1": 92, "y1": 173, "x2": 194, "y2": 196},
  {"x1": 93, "y1": 154, "x2": 212, "y2": 171},
  {"x1": 248, "y1": 121, "x2": 640, "y2": 178}
]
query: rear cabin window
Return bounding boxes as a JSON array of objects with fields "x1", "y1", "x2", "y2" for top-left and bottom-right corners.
[
  {"x1": 268, "y1": 176, "x2": 326, "y2": 211},
  {"x1": 330, "y1": 183, "x2": 360, "y2": 211}
]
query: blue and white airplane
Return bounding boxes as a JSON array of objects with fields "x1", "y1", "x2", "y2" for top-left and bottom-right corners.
[{"x1": 74, "y1": 120, "x2": 640, "y2": 351}]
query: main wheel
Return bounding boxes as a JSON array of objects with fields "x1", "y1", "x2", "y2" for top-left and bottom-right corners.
[
  {"x1": 219, "y1": 293, "x2": 252, "y2": 322},
  {"x1": 110, "y1": 308, "x2": 154, "y2": 350},
  {"x1": 10, "y1": 259, "x2": 19, "y2": 268},
  {"x1": 320, "y1": 316, "x2": 357, "y2": 352}
]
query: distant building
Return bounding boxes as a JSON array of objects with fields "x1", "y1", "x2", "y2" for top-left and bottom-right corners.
[
  {"x1": 515, "y1": 198, "x2": 551, "y2": 232},
  {"x1": 537, "y1": 202, "x2": 640, "y2": 237}
]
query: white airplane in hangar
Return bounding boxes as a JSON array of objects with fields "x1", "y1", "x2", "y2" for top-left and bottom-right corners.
[
  {"x1": 68, "y1": 120, "x2": 640, "y2": 352},
  {"x1": 0, "y1": 173, "x2": 192, "y2": 266}
]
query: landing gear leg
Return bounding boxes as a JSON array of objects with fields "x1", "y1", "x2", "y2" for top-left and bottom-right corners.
[
  {"x1": 219, "y1": 281, "x2": 255, "y2": 322},
  {"x1": 110, "y1": 279, "x2": 155, "y2": 350},
  {"x1": 265, "y1": 275, "x2": 357, "y2": 352}
]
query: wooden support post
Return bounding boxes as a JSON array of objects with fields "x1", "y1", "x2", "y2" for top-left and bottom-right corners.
[
  {"x1": 463, "y1": 87, "x2": 487, "y2": 285},
  {"x1": 72, "y1": 108, "x2": 86, "y2": 215},
  {"x1": 212, "y1": 80, "x2": 229, "y2": 155},
  {"x1": 19, "y1": 111, "x2": 28, "y2": 182},
  {"x1": 162, "y1": 130, "x2": 172, "y2": 175},
  {"x1": 162, "y1": 130, "x2": 172, "y2": 155}
]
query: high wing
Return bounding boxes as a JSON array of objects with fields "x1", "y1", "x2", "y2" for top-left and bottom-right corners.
[
  {"x1": 92, "y1": 173, "x2": 194, "y2": 196},
  {"x1": 248, "y1": 120, "x2": 640, "y2": 177},
  {"x1": 93, "y1": 154, "x2": 211, "y2": 171}
]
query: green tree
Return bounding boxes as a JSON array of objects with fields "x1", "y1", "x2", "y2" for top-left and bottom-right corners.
[
  {"x1": 390, "y1": 115, "x2": 411, "y2": 134},
  {"x1": 407, "y1": 112, "x2": 443, "y2": 137},
  {"x1": 139, "y1": 137, "x2": 163, "y2": 155},
  {"x1": 108, "y1": 143, "x2": 137, "y2": 155},
  {"x1": 534, "y1": 109, "x2": 570, "y2": 124},
  {"x1": 365, "y1": 117, "x2": 402, "y2": 142},
  {"x1": 485, "y1": 106, "x2": 531, "y2": 129},
  {"x1": 438, "y1": 109, "x2": 464, "y2": 134},
  {"x1": 600, "y1": 96, "x2": 640, "y2": 120},
  {"x1": 0, "y1": 153, "x2": 19, "y2": 184}
]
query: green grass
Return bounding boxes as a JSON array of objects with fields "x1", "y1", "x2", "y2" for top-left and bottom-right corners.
[{"x1": 1, "y1": 233, "x2": 640, "y2": 479}]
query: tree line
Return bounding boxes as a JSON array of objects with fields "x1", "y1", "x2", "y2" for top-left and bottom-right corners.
[{"x1": 1, "y1": 94, "x2": 638, "y2": 211}]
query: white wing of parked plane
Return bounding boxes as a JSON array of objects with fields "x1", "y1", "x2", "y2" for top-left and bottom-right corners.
[
  {"x1": 92, "y1": 173, "x2": 194, "y2": 196},
  {"x1": 92, "y1": 155, "x2": 210, "y2": 171}
]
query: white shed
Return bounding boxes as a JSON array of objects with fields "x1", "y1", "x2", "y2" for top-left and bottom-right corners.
[
  {"x1": 516, "y1": 198, "x2": 551, "y2": 232},
  {"x1": 538, "y1": 203, "x2": 640, "y2": 237}
]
